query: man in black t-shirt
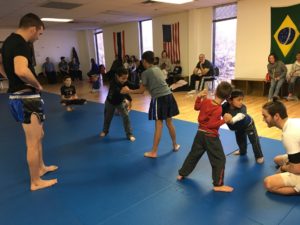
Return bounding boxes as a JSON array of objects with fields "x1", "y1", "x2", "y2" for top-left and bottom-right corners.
[
  {"x1": 188, "y1": 54, "x2": 214, "y2": 94},
  {"x1": 0, "y1": 13, "x2": 58, "y2": 191}
]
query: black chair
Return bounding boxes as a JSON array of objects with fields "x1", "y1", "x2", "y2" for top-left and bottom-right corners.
[{"x1": 197, "y1": 66, "x2": 219, "y2": 91}]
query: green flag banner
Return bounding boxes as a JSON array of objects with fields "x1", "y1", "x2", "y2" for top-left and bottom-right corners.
[{"x1": 271, "y1": 4, "x2": 300, "y2": 64}]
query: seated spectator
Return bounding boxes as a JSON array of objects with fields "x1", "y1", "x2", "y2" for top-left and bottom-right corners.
[
  {"x1": 167, "y1": 60, "x2": 182, "y2": 85},
  {"x1": 135, "y1": 59, "x2": 145, "y2": 81},
  {"x1": 68, "y1": 57, "x2": 82, "y2": 81},
  {"x1": 42, "y1": 57, "x2": 57, "y2": 84},
  {"x1": 267, "y1": 53, "x2": 287, "y2": 101},
  {"x1": 60, "y1": 76, "x2": 86, "y2": 111},
  {"x1": 128, "y1": 58, "x2": 140, "y2": 86},
  {"x1": 99, "y1": 64, "x2": 106, "y2": 81},
  {"x1": 188, "y1": 54, "x2": 214, "y2": 94},
  {"x1": 160, "y1": 63, "x2": 168, "y2": 80},
  {"x1": 154, "y1": 56, "x2": 160, "y2": 66},
  {"x1": 159, "y1": 50, "x2": 172, "y2": 73},
  {"x1": 87, "y1": 58, "x2": 99, "y2": 78},
  {"x1": 287, "y1": 52, "x2": 300, "y2": 101},
  {"x1": 58, "y1": 56, "x2": 69, "y2": 77},
  {"x1": 87, "y1": 58, "x2": 100, "y2": 92},
  {"x1": 123, "y1": 54, "x2": 130, "y2": 69}
]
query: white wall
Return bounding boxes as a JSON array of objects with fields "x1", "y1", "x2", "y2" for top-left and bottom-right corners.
[
  {"x1": 188, "y1": 8, "x2": 213, "y2": 75},
  {"x1": 235, "y1": 0, "x2": 300, "y2": 79},
  {"x1": 0, "y1": 29, "x2": 94, "y2": 76},
  {"x1": 102, "y1": 22, "x2": 139, "y2": 70}
]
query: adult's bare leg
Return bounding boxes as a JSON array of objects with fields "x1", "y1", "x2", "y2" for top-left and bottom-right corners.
[
  {"x1": 37, "y1": 127, "x2": 58, "y2": 176},
  {"x1": 264, "y1": 174, "x2": 299, "y2": 195},
  {"x1": 22, "y1": 114, "x2": 57, "y2": 191}
]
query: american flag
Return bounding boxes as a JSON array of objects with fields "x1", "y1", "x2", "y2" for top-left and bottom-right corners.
[
  {"x1": 162, "y1": 22, "x2": 180, "y2": 64},
  {"x1": 113, "y1": 31, "x2": 125, "y2": 59}
]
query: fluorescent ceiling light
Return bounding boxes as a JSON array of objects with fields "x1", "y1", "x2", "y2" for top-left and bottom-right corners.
[
  {"x1": 41, "y1": 18, "x2": 73, "y2": 22},
  {"x1": 152, "y1": 0, "x2": 194, "y2": 4}
]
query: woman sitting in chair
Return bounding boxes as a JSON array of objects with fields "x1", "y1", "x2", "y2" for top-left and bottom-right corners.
[{"x1": 267, "y1": 53, "x2": 287, "y2": 102}]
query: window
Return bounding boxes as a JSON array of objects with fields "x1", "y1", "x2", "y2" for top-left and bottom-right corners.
[
  {"x1": 213, "y1": 4, "x2": 237, "y2": 80},
  {"x1": 95, "y1": 31, "x2": 106, "y2": 66},
  {"x1": 139, "y1": 20, "x2": 153, "y2": 56}
]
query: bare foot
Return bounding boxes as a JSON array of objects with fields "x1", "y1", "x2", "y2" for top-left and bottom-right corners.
[
  {"x1": 31, "y1": 179, "x2": 58, "y2": 191},
  {"x1": 39, "y1": 165, "x2": 58, "y2": 176},
  {"x1": 99, "y1": 132, "x2": 107, "y2": 137},
  {"x1": 177, "y1": 175, "x2": 184, "y2": 181},
  {"x1": 213, "y1": 185, "x2": 234, "y2": 192},
  {"x1": 66, "y1": 106, "x2": 73, "y2": 112},
  {"x1": 144, "y1": 151, "x2": 157, "y2": 158},
  {"x1": 128, "y1": 136, "x2": 136, "y2": 142},
  {"x1": 233, "y1": 150, "x2": 240, "y2": 155},
  {"x1": 256, "y1": 157, "x2": 264, "y2": 164},
  {"x1": 173, "y1": 144, "x2": 180, "y2": 152}
]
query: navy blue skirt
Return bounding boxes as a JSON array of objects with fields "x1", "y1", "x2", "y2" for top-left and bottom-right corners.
[{"x1": 148, "y1": 94, "x2": 179, "y2": 120}]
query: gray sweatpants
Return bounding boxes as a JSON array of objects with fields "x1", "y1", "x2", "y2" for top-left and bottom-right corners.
[{"x1": 102, "y1": 100, "x2": 133, "y2": 137}]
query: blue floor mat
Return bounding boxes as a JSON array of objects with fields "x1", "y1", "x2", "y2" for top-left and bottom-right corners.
[{"x1": 0, "y1": 92, "x2": 299, "y2": 225}]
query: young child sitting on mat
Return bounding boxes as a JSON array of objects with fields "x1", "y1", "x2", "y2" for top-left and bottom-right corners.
[
  {"x1": 100, "y1": 67, "x2": 139, "y2": 141},
  {"x1": 177, "y1": 82, "x2": 234, "y2": 192},
  {"x1": 60, "y1": 75, "x2": 87, "y2": 111},
  {"x1": 222, "y1": 89, "x2": 264, "y2": 164}
]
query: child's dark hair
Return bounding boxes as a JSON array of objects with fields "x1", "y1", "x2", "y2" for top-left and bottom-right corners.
[
  {"x1": 262, "y1": 97, "x2": 288, "y2": 119},
  {"x1": 142, "y1": 51, "x2": 155, "y2": 64},
  {"x1": 115, "y1": 67, "x2": 128, "y2": 77},
  {"x1": 63, "y1": 75, "x2": 71, "y2": 81},
  {"x1": 229, "y1": 89, "x2": 244, "y2": 100},
  {"x1": 215, "y1": 81, "x2": 232, "y2": 100}
]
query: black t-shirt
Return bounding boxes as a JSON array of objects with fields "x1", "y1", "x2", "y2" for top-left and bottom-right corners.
[
  {"x1": 1, "y1": 33, "x2": 36, "y2": 93},
  {"x1": 61, "y1": 85, "x2": 76, "y2": 98},
  {"x1": 196, "y1": 60, "x2": 214, "y2": 77},
  {"x1": 107, "y1": 79, "x2": 139, "y2": 105}
]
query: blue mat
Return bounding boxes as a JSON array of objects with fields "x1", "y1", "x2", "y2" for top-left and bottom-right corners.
[{"x1": 0, "y1": 92, "x2": 299, "y2": 225}]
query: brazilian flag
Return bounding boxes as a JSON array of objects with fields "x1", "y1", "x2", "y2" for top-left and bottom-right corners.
[{"x1": 271, "y1": 4, "x2": 300, "y2": 64}]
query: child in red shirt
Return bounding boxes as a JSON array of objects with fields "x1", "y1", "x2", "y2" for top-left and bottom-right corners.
[{"x1": 177, "y1": 82, "x2": 234, "y2": 192}]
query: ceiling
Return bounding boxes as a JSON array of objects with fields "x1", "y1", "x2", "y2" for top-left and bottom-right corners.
[{"x1": 0, "y1": 0, "x2": 237, "y2": 30}]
